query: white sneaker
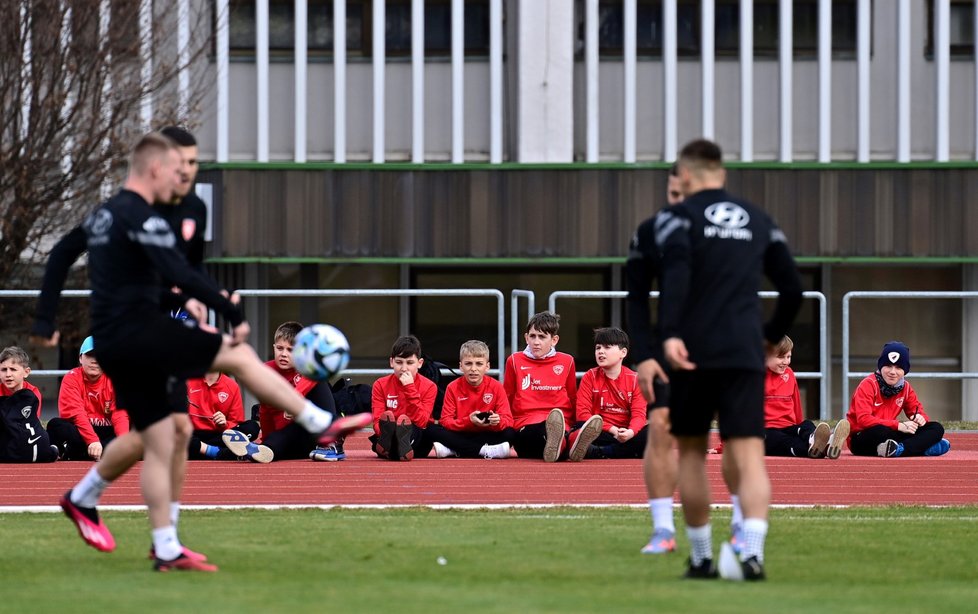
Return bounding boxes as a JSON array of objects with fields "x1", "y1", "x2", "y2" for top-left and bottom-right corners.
[
  {"x1": 479, "y1": 442, "x2": 511, "y2": 459},
  {"x1": 718, "y1": 541, "x2": 744, "y2": 581},
  {"x1": 432, "y1": 442, "x2": 457, "y2": 458}
]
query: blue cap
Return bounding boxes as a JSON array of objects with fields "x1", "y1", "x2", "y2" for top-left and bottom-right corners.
[{"x1": 79, "y1": 336, "x2": 95, "y2": 356}]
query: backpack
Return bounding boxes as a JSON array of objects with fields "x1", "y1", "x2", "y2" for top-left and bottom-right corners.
[
  {"x1": 418, "y1": 354, "x2": 460, "y2": 421},
  {"x1": 329, "y1": 378, "x2": 372, "y2": 416},
  {"x1": 0, "y1": 390, "x2": 57, "y2": 463}
]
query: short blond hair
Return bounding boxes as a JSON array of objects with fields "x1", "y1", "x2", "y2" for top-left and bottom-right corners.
[
  {"x1": 0, "y1": 346, "x2": 30, "y2": 368},
  {"x1": 130, "y1": 132, "x2": 178, "y2": 175},
  {"x1": 459, "y1": 340, "x2": 490, "y2": 361}
]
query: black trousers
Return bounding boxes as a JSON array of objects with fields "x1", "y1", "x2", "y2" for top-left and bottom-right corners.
[
  {"x1": 427, "y1": 424, "x2": 515, "y2": 458},
  {"x1": 849, "y1": 422, "x2": 945, "y2": 457},
  {"x1": 45, "y1": 418, "x2": 117, "y2": 461},
  {"x1": 189, "y1": 419, "x2": 261, "y2": 460},
  {"x1": 589, "y1": 426, "x2": 648, "y2": 459},
  {"x1": 764, "y1": 421, "x2": 817, "y2": 457},
  {"x1": 368, "y1": 424, "x2": 434, "y2": 459},
  {"x1": 512, "y1": 421, "x2": 563, "y2": 459}
]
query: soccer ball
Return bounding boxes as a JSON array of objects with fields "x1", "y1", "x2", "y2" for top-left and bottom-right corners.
[{"x1": 292, "y1": 324, "x2": 351, "y2": 381}]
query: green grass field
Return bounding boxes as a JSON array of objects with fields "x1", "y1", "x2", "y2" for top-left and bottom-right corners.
[{"x1": 4, "y1": 506, "x2": 977, "y2": 613}]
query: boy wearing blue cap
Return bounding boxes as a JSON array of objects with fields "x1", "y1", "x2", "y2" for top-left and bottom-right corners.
[{"x1": 845, "y1": 341, "x2": 950, "y2": 457}]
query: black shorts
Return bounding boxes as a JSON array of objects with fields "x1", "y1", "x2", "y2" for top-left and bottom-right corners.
[
  {"x1": 646, "y1": 380, "x2": 671, "y2": 416},
  {"x1": 95, "y1": 315, "x2": 222, "y2": 431},
  {"x1": 668, "y1": 369, "x2": 764, "y2": 439}
]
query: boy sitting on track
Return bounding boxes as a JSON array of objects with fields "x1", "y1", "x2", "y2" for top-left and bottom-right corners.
[{"x1": 370, "y1": 335, "x2": 437, "y2": 461}]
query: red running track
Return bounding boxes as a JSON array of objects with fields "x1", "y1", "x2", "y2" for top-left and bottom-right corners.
[{"x1": 2, "y1": 432, "x2": 977, "y2": 508}]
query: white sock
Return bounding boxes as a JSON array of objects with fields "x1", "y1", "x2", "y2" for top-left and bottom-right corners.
[
  {"x1": 742, "y1": 518, "x2": 769, "y2": 563},
  {"x1": 70, "y1": 467, "x2": 110, "y2": 508},
  {"x1": 730, "y1": 494, "x2": 744, "y2": 527},
  {"x1": 649, "y1": 497, "x2": 675, "y2": 533},
  {"x1": 294, "y1": 400, "x2": 333, "y2": 433},
  {"x1": 686, "y1": 523, "x2": 713, "y2": 565},
  {"x1": 170, "y1": 502, "x2": 181, "y2": 527},
  {"x1": 152, "y1": 525, "x2": 182, "y2": 561}
]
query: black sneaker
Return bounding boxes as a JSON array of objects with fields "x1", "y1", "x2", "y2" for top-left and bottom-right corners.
[
  {"x1": 395, "y1": 417, "x2": 414, "y2": 461},
  {"x1": 741, "y1": 556, "x2": 766, "y2": 581},
  {"x1": 375, "y1": 415, "x2": 396, "y2": 458},
  {"x1": 684, "y1": 557, "x2": 718, "y2": 579}
]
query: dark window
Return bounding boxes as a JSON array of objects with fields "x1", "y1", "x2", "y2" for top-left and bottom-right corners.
[{"x1": 926, "y1": 0, "x2": 974, "y2": 58}]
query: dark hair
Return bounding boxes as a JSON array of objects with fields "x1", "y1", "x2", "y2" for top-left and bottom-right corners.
[
  {"x1": 526, "y1": 311, "x2": 560, "y2": 336},
  {"x1": 274, "y1": 321, "x2": 304, "y2": 344},
  {"x1": 668, "y1": 162, "x2": 680, "y2": 177},
  {"x1": 593, "y1": 327, "x2": 629, "y2": 350},
  {"x1": 160, "y1": 126, "x2": 197, "y2": 147},
  {"x1": 678, "y1": 138, "x2": 723, "y2": 172},
  {"x1": 391, "y1": 335, "x2": 422, "y2": 359}
]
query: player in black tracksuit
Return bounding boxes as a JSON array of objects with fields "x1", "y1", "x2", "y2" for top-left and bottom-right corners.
[{"x1": 656, "y1": 139, "x2": 802, "y2": 581}]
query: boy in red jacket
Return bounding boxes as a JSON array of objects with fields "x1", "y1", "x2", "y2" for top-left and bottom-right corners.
[
  {"x1": 762, "y1": 336, "x2": 847, "y2": 459},
  {"x1": 370, "y1": 335, "x2": 437, "y2": 461},
  {"x1": 572, "y1": 327, "x2": 646, "y2": 461},
  {"x1": 47, "y1": 337, "x2": 129, "y2": 460},
  {"x1": 503, "y1": 312, "x2": 578, "y2": 462},
  {"x1": 846, "y1": 341, "x2": 949, "y2": 457},
  {"x1": 428, "y1": 340, "x2": 514, "y2": 459},
  {"x1": 187, "y1": 371, "x2": 263, "y2": 460}
]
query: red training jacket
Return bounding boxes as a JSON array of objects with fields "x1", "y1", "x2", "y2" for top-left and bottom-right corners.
[
  {"x1": 440, "y1": 376, "x2": 513, "y2": 432},
  {"x1": 576, "y1": 366, "x2": 646, "y2": 432},
  {"x1": 503, "y1": 351, "x2": 577, "y2": 430},
  {"x1": 258, "y1": 360, "x2": 318, "y2": 437},
  {"x1": 57, "y1": 367, "x2": 128, "y2": 445},
  {"x1": 1, "y1": 381, "x2": 42, "y2": 419},
  {"x1": 846, "y1": 374, "x2": 928, "y2": 448},
  {"x1": 370, "y1": 372, "x2": 437, "y2": 433},
  {"x1": 764, "y1": 367, "x2": 803, "y2": 429},
  {"x1": 187, "y1": 374, "x2": 245, "y2": 432}
]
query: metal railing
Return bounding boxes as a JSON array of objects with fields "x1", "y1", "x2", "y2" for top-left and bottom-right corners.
[
  {"x1": 509, "y1": 289, "x2": 536, "y2": 355},
  {"x1": 548, "y1": 290, "x2": 830, "y2": 420},
  {"x1": 841, "y1": 291, "x2": 978, "y2": 407}
]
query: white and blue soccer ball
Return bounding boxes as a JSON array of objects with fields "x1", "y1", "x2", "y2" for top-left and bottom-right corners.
[{"x1": 292, "y1": 324, "x2": 351, "y2": 381}]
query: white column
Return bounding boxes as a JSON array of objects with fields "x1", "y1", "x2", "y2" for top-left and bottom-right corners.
[
  {"x1": 19, "y1": 3, "x2": 31, "y2": 142},
  {"x1": 663, "y1": 0, "x2": 677, "y2": 161},
  {"x1": 294, "y1": 0, "x2": 307, "y2": 162},
  {"x1": 334, "y1": 0, "x2": 347, "y2": 163},
  {"x1": 778, "y1": 0, "x2": 792, "y2": 162},
  {"x1": 740, "y1": 0, "x2": 753, "y2": 161},
  {"x1": 935, "y1": 0, "x2": 950, "y2": 162},
  {"x1": 489, "y1": 0, "x2": 503, "y2": 163},
  {"x1": 216, "y1": 0, "x2": 230, "y2": 162},
  {"x1": 517, "y1": 0, "x2": 574, "y2": 162},
  {"x1": 411, "y1": 0, "x2": 424, "y2": 163},
  {"x1": 373, "y1": 0, "x2": 386, "y2": 163},
  {"x1": 701, "y1": 0, "x2": 714, "y2": 140},
  {"x1": 178, "y1": 0, "x2": 190, "y2": 118},
  {"x1": 256, "y1": 0, "x2": 269, "y2": 162},
  {"x1": 857, "y1": 0, "x2": 870, "y2": 162},
  {"x1": 451, "y1": 0, "x2": 464, "y2": 163},
  {"x1": 140, "y1": 0, "x2": 153, "y2": 130},
  {"x1": 817, "y1": 0, "x2": 831, "y2": 162},
  {"x1": 585, "y1": 0, "x2": 598, "y2": 162},
  {"x1": 897, "y1": 0, "x2": 910, "y2": 162},
  {"x1": 624, "y1": 0, "x2": 636, "y2": 162}
]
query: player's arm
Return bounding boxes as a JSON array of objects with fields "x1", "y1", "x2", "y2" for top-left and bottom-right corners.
[
  {"x1": 370, "y1": 379, "x2": 386, "y2": 434},
  {"x1": 111, "y1": 407, "x2": 130, "y2": 436},
  {"x1": 502, "y1": 355, "x2": 517, "y2": 406},
  {"x1": 575, "y1": 370, "x2": 595, "y2": 423},
  {"x1": 403, "y1": 380, "x2": 436, "y2": 427},
  {"x1": 791, "y1": 375, "x2": 804, "y2": 424},
  {"x1": 625, "y1": 218, "x2": 662, "y2": 366},
  {"x1": 493, "y1": 384, "x2": 514, "y2": 430},
  {"x1": 31, "y1": 225, "x2": 88, "y2": 343},
  {"x1": 225, "y1": 380, "x2": 245, "y2": 428},
  {"x1": 627, "y1": 377, "x2": 647, "y2": 433},
  {"x1": 762, "y1": 228, "x2": 804, "y2": 345}
]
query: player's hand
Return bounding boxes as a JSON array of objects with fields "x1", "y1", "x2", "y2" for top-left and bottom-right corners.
[
  {"x1": 609, "y1": 426, "x2": 620, "y2": 438},
  {"x1": 664, "y1": 337, "x2": 696, "y2": 371},
  {"x1": 88, "y1": 441, "x2": 103, "y2": 461},
  {"x1": 212, "y1": 411, "x2": 227, "y2": 428},
  {"x1": 220, "y1": 289, "x2": 242, "y2": 305},
  {"x1": 469, "y1": 411, "x2": 484, "y2": 426},
  {"x1": 397, "y1": 370, "x2": 415, "y2": 386},
  {"x1": 616, "y1": 428, "x2": 634, "y2": 443},
  {"x1": 183, "y1": 298, "x2": 208, "y2": 323},
  {"x1": 898, "y1": 420, "x2": 918, "y2": 434},
  {"x1": 230, "y1": 321, "x2": 250, "y2": 345},
  {"x1": 29, "y1": 330, "x2": 61, "y2": 348},
  {"x1": 636, "y1": 358, "x2": 668, "y2": 404},
  {"x1": 911, "y1": 413, "x2": 926, "y2": 426}
]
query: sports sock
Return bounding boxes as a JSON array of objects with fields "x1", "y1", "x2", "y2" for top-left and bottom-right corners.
[
  {"x1": 741, "y1": 518, "x2": 769, "y2": 563},
  {"x1": 203, "y1": 444, "x2": 220, "y2": 459},
  {"x1": 730, "y1": 494, "x2": 744, "y2": 527},
  {"x1": 294, "y1": 400, "x2": 333, "y2": 433},
  {"x1": 686, "y1": 523, "x2": 713, "y2": 565},
  {"x1": 170, "y1": 502, "x2": 181, "y2": 527},
  {"x1": 152, "y1": 525, "x2": 182, "y2": 561},
  {"x1": 649, "y1": 497, "x2": 675, "y2": 533},
  {"x1": 70, "y1": 467, "x2": 110, "y2": 508}
]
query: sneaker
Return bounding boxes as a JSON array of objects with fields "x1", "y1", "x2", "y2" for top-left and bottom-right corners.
[
  {"x1": 542, "y1": 408, "x2": 566, "y2": 463},
  {"x1": 567, "y1": 415, "x2": 604, "y2": 462},
  {"x1": 826, "y1": 419, "x2": 850, "y2": 459},
  {"x1": 59, "y1": 491, "x2": 116, "y2": 552},
  {"x1": 741, "y1": 556, "x2": 766, "y2": 581},
  {"x1": 221, "y1": 429, "x2": 274, "y2": 463},
  {"x1": 640, "y1": 528, "x2": 676, "y2": 554},
  {"x1": 318, "y1": 413, "x2": 373, "y2": 447},
  {"x1": 153, "y1": 553, "x2": 218, "y2": 572},
  {"x1": 149, "y1": 545, "x2": 208, "y2": 562},
  {"x1": 729, "y1": 523, "x2": 744, "y2": 556},
  {"x1": 375, "y1": 411, "x2": 396, "y2": 458},
  {"x1": 924, "y1": 438, "x2": 951, "y2": 457},
  {"x1": 433, "y1": 442, "x2": 458, "y2": 458},
  {"x1": 309, "y1": 444, "x2": 346, "y2": 461},
  {"x1": 808, "y1": 422, "x2": 831, "y2": 458},
  {"x1": 395, "y1": 415, "x2": 414, "y2": 461},
  {"x1": 683, "y1": 557, "x2": 718, "y2": 579},
  {"x1": 877, "y1": 439, "x2": 904, "y2": 458},
  {"x1": 479, "y1": 441, "x2": 511, "y2": 459}
]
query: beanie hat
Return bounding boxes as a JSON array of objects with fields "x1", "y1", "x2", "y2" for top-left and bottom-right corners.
[{"x1": 877, "y1": 341, "x2": 910, "y2": 374}]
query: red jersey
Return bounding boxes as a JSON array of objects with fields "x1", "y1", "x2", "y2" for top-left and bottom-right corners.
[
  {"x1": 576, "y1": 366, "x2": 646, "y2": 432},
  {"x1": 187, "y1": 374, "x2": 245, "y2": 432},
  {"x1": 57, "y1": 367, "x2": 127, "y2": 445},
  {"x1": 846, "y1": 374, "x2": 928, "y2": 447},
  {"x1": 2, "y1": 381, "x2": 42, "y2": 418},
  {"x1": 258, "y1": 360, "x2": 318, "y2": 437},
  {"x1": 764, "y1": 367, "x2": 803, "y2": 429},
  {"x1": 503, "y1": 351, "x2": 577, "y2": 430},
  {"x1": 370, "y1": 372, "x2": 437, "y2": 433},
  {"x1": 440, "y1": 376, "x2": 513, "y2": 432}
]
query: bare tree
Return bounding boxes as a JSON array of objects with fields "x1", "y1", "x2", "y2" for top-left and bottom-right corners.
[{"x1": 0, "y1": 0, "x2": 213, "y2": 347}]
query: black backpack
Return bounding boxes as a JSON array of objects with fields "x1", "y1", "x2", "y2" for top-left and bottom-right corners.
[
  {"x1": 329, "y1": 377, "x2": 372, "y2": 416},
  {"x1": 418, "y1": 354, "x2": 459, "y2": 421},
  {"x1": 0, "y1": 390, "x2": 57, "y2": 463}
]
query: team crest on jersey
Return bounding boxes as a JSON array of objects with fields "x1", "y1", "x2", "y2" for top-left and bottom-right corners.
[
  {"x1": 104, "y1": 402, "x2": 112, "y2": 414},
  {"x1": 896, "y1": 397, "x2": 904, "y2": 407},
  {"x1": 781, "y1": 373, "x2": 789, "y2": 382},
  {"x1": 483, "y1": 393, "x2": 493, "y2": 405},
  {"x1": 293, "y1": 374, "x2": 302, "y2": 385},
  {"x1": 20, "y1": 406, "x2": 32, "y2": 419},
  {"x1": 218, "y1": 392, "x2": 229, "y2": 403},
  {"x1": 552, "y1": 365, "x2": 564, "y2": 375},
  {"x1": 181, "y1": 218, "x2": 196, "y2": 241}
]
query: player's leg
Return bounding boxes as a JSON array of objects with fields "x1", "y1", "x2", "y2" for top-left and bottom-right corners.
[
  {"x1": 720, "y1": 443, "x2": 744, "y2": 553},
  {"x1": 641, "y1": 406, "x2": 677, "y2": 554}
]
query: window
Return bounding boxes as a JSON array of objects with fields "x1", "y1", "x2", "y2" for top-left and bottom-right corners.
[
  {"x1": 579, "y1": 0, "x2": 858, "y2": 58},
  {"x1": 926, "y1": 0, "x2": 974, "y2": 57},
  {"x1": 224, "y1": 0, "x2": 490, "y2": 58}
]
